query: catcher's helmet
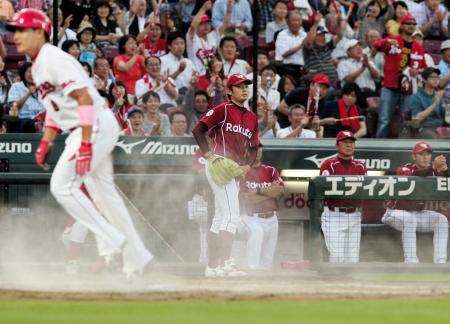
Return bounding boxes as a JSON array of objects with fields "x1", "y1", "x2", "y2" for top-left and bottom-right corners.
[{"x1": 7, "y1": 8, "x2": 52, "y2": 36}]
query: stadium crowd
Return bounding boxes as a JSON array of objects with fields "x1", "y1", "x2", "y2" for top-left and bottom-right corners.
[{"x1": 1, "y1": 0, "x2": 450, "y2": 138}]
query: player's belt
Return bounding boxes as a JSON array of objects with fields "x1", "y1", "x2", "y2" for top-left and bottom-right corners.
[
  {"x1": 250, "y1": 211, "x2": 276, "y2": 219},
  {"x1": 328, "y1": 207, "x2": 360, "y2": 213}
]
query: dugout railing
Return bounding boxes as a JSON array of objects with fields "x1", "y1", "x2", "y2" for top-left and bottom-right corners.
[{"x1": 308, "y1": 176, "x2": 450, "y2": 266}]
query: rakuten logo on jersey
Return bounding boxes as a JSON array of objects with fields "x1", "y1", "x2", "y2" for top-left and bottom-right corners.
[
  {"x1": 0, "y1": 142, "x2": 32, "y2": 154},
  {"x1": 245, "y1": 181, "x2": 271, "y2": 189},
  {"x1": 116, "y1": 139, "x2": 197, "y2": 155},
  {"x1": 225, "y1": 123, "x2": 252, "y2": 139}
]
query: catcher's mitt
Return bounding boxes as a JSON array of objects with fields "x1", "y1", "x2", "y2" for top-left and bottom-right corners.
[{"x1": 208, "y1": 155, "x2": 243, "y2": 186}]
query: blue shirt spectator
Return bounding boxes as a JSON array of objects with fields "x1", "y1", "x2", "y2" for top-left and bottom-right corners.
[
  {"x1": 212, "y1": 0, "x2": 253, "y2": 31},
  {"x1": 8, "y1": 81, "x2": 44, "y2": 120}
]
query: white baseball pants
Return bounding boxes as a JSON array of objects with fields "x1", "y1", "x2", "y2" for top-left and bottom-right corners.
[
  {"x1": 50, "y1": 109, "x2": 153, "y2": 272},
  {"x1": 382, "y1": 208, "x2": 448, "y2": 263},
  {"x1": 205, "y1": 161, "x2": 240, "y2": 234},
  {"x1": 242, "y1": 214, "x2": 278, "y2": 270},
  {"x1": 321, "y1": 207, "x2": 361, "y2": 263}
]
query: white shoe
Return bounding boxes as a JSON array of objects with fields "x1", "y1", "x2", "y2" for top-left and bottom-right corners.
[
  {"x1": 61, "y1": 227, "x2": 72, "y2": 248},
  {"x1": 221, "y1": 258, "x2": 247, "y2": 277},
  {"x1": 65, "y1": 260, "x2": 79, "y2": 275},
  {"x1": 124, "y1": 267, "x2": 144, "y2": 282},
  {"x1": 204, "y1": 266, "x2": 225, "y2": 278}
]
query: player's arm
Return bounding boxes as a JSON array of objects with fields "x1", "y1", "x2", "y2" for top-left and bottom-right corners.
[
  {"x1": 192, "y1": 121, "x2": 212, "y2": 157},
  {"x1": 70, "y1": 87, "x2": 93, "y2": 142}
]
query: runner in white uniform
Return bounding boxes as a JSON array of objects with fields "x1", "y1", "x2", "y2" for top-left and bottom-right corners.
[{"x1": 8, "y1": 9, "x2": 153, "y2": 279}]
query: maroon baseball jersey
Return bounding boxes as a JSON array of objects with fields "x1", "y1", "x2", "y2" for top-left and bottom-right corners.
[
  {"x1": 241, "y1": 165, "x2": 284, "y2": 214},
  {"x1": 199, "y1": 101, "x2": 259, "y2": 165},
  {"x1": 320, "y1": 156, "x2": 367, "y2": 208},
  {"x1": 387, "y1": 163, "x2": 447, "y2": 210}
]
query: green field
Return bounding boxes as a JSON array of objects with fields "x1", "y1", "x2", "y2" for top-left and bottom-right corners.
[{"x1": 1, "y1": 298, "x2": 450, "y2": 323}]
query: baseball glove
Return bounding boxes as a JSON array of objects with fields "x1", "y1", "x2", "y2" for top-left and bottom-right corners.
[{"x1": 208, "y1": 155, "x2": 243, "y2": 186}]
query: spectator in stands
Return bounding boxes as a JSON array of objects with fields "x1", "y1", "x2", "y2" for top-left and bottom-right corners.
[
  {"x1": 277, "y1": 74, "x2": 297, "y2": 101},
  {"x1": 372, "y1": 15, "x2": 426, "y2": 138},
  {"x1": 356, "y1": 0, "x2": 394, "y2": 47},
  {"x1": 0, "y1": 0, "x2": 14, "y2": 33},
  {"x1": 61, "y1": 39, "x2": 81, "y2": 60},
  {"x1": 0, "y1": 56, "x2": 10, "y2": 114},
  {"x1": 277, "y1": 73, "x2": 330, "y2": 131},
  {"x1": 61, "y1": 0, "x2": 94, "y2": 31},
  {"x1": 212, "y1": 0, "x2": 252, "y2": 33},
  {"x1": 196, "y1": 52, "x2": 226, "y2": 101},
  {"x1": 13, "y1": 0, "x2": 52, "y2": 11},
  {"x1": 7, "y1": 62, "x2": 44, "y2": 133},
  {"x1": 413, "y1": 0, "x2": 448, "y2": 40},
  {"x1": 93, "y1": 57, "x2": 113, "y2": 91},
  {"x1": 362, "y1": 29, "x2": 385, "y2": 80},
  {"x1": 275, "y1": 10, "x2": 307, "y2": 82},
  {"x1": 47, "y1": 5, "x2": 77, "y2": 48},
  {"x1": 135, "y1": 55, "x2": 178, "y2": 105},
  {"x1": 438, "y1": 39, "x2": 450, "y2": 102},
  {"x1": 258, "y1": 65, "x2": 281, "y2": 111},
  {"x1": 136, "y1": 17, "x2": 167, "y2": 57},
  {"x1": 161, "y1": 32, "x2": 198, "y2": 91},
  {"x1": 180, "y1": 0, "x2": 195, "y2": 33},
  {"x1": 181, "y1": 89, "x2": 212, "y2": 132},
  {"x1": 169, "y1": 111, "x2": 189, "y2": 136},
  {"x1": 256, "y1": 96, "x2": 279, "y2": 138},
  {"x1": 187, "y1": 1, "x2": 230, "y2": 75},
  {"x1": 240, "y1": 146, "x2": 285, "y2": 270},
  {"x1": 219, "y1": 36, "x2": 251, "y2": 77},
  {"x1": 113, "y1": 35, "x2": 146, "y2": 96},
  {"x1": 108, "y1": 80, "x2": 132, "y2": 129},
  {"x1": 412, "y1": 29, "x2": 436, "y2": 68},
  {"x1": 303, "y1": 12, "x2": 342, "y2": 87},
  {"x1": 77, "y1": 21, "x2": 101, "y2": 67},
  {"x1": 320, "y1": 131, "x2": 367, "y2": 263},
  {"x1": 382, "y1": 141, "x2": 449, "y2": 264},
  {"x1": 246, "y1": 50, "x2": 281, "y2": 90},
  {"x1": 120, "y1": 106, "x2": 146, "y2": 136},
  {"x1": 386, "y1": 1, "x2": 409, "y2": 36},
  {"x1": 141, "y1": 90, "x2": 170, "y2": 135},
  {"x1": 125, "y1": 0, "x2": 148, "y2": 36},
  {"x1": 337, "y1": 39, "x2": 380, "y2": 109},
  {"x1": 265, "y1": 0, "x2": 288, "y2": 44},
  {"x1": 256, "y1": 0, "x2": 275, "y2": 33},
  {"x1": 319, "y1": 82, "x2": 367, "y2": 138},
  {"x1": 92, "y1": 0, "x2": 123, "y2": 47},
  {"x1": 107, "y1": 0, "x2": 126, "y2": 32},
  {"x1": 277, "y1": 104, "x2": 317, "y2": 139},
  {"x1": 409, "y1": 67, "x2": 446, "y2": 139}
]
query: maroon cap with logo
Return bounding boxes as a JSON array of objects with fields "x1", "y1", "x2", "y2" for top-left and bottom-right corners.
[
  {"x1": 336, "y1": 130, "x2": 356, "y2": 143},
  {"x1": 227, "y1": 73, "x2": 252, "y2": 89},
  {"x1": 200, "y1": 15, "x2": 210, "y2": 23},
  {"x1": 413, "y1": 141, "x2": 432, "y2": 154},
  {"x1": 400, "y1": 15, "x2": 416, "y2": 24}
]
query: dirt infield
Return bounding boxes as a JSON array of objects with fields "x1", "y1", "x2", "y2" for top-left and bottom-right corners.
[{"x1": 2, "y1": 262, "x2": 450, "y2": 301}]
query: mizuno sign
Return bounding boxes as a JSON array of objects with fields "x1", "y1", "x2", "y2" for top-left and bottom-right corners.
[
  {"x1": 0, "y1": 142, "x2": 32, "y2": 154},
  {"x1": 116, "y1": 139, "x2": 198, "y2": 155}
]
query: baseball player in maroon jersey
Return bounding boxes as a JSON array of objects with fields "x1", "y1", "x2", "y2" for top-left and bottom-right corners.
[
  {"x1": 320, "y1": 130, "x2": 368, "y2": 262},
  {"x1": 240, "y1": 146, "x2": 285, "y2": 270},
  {"x1": 382, "y1": 142, "x2": 449, "y2": 263},
  {"x1": 192, "y1": 73, "x2": 260, "y2": 277}
]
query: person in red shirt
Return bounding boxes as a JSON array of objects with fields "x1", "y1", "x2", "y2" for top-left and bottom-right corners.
[
  {"x1": 382, "y1": 142, "x2": 449, "y2": 263},
  {"x1": 192, "y1": 73, "x2": 260, "y2": 277},
  {"x1": 113, "y1": 35, "x2": 146, "y2": 96},
  {"x1": 372, "y1": 15, "x2": 426, "y2": 138},
  {"x1": 240, "y1": 146, "x2": 285, "y2": 270},
  {"x1": 137, "y1": 20, "x2": 167, "y2": 58},
  {"x1": 320, "y1": 130, "x2": 368, "y2": 262}
]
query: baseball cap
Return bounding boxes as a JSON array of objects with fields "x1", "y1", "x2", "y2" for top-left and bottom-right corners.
[
  {"x1": 421, "y1": 67, "x2": 440, "y2": 80},
  {"x1": 126, "y1": 106, "x2": 144, "y2": 119},
  {"x1": 200, "y1": 15, "x2": 210, "y2": 23},
  {"x1": 312, "y1": 74, "x2": 331, "y2": 87},
  {"x1": 441, "y1": 39, "x2": 450, "y2": 52},
  {"x1": 413, "y1": 141, "x2": 432, "y2": 154},
  {"x1": 316, "y1": 26, "x2": 328, "y2": 34},
  {"x1": 227, "y1": 73, "x2": 252, "y2": 89},
  {"x1": 400, "y1": 15, "x2": 416, "y2": 24},
  {"x1": 343, "y1": 39, "x2": 360, "y2": 52},
  {"x1": 336, "y1": 130, "x2": 356, "y2": 143}
]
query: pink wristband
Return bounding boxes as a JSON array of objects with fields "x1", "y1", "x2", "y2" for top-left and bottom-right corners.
[{"x1": 78, "y1": 105, "x2": 94, "y2": 126}]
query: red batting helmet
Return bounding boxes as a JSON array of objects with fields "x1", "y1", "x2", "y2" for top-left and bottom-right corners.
[{"x1": 7, "y1": 8, "x2": 52, "y2": 36}]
